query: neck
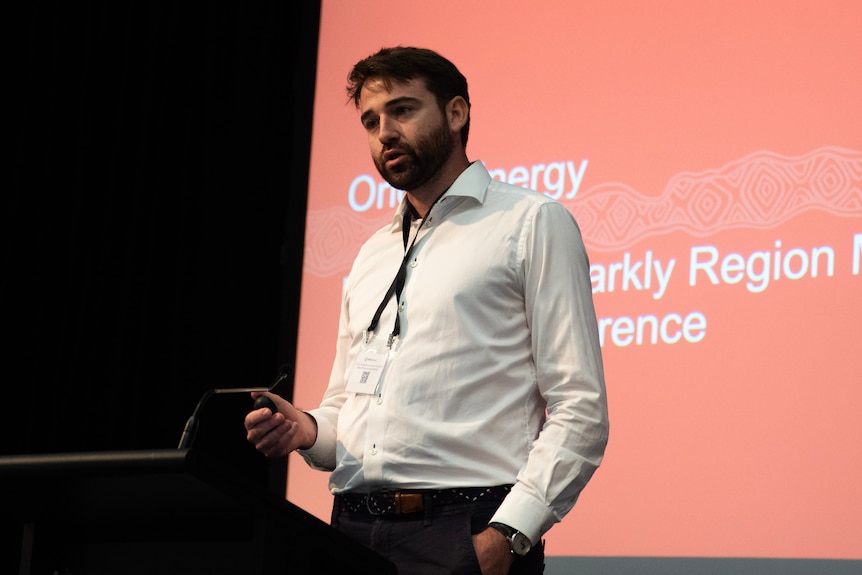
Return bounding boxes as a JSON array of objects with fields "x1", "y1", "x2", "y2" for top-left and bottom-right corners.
[{"x1": 406, "y1": 153, "x2": 470, "y2": 217}]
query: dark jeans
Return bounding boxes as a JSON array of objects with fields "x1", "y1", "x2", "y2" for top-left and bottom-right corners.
[{"x1": 332, "y1": 499, "x2": 545, "y2": 574}]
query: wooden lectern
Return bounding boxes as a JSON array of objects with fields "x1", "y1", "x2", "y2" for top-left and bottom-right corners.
[{"x1": 2, "y1": 448, "x2": 396, "y2": 574}]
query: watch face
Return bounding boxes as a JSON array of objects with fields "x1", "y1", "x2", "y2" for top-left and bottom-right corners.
[{"x1": 512, "y1": 532, "x2": 532, "y2": 556}]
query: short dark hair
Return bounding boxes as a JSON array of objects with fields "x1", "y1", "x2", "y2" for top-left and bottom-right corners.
[{"x1": 347, "y1": 46, "x2": 471, "y2": 147}]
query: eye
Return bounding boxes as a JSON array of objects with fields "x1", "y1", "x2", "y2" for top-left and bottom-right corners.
[{"x1": 362, "y1": 117, "x2": 379, "y2": 131}]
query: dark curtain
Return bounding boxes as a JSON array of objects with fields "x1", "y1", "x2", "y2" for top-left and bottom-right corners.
[{"x1": 5, "y1": 1, "x2": 319, "y2": 459}]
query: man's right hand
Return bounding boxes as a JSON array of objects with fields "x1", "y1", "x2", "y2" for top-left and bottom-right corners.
[{"x1": 244, "y1": 392, "x2": 318, "y2": 457}]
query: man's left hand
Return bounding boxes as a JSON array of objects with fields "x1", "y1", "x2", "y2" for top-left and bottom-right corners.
[{"x1": 472, "y1": 527, "x2": 514, "y2": 575}]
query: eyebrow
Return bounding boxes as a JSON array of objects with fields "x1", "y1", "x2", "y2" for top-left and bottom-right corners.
[{"x1": 360, "y1": 96, "x2": 423, "y2": 124}]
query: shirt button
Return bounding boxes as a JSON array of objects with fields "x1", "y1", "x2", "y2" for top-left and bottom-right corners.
[
  {"x1": 410, "y1": 258, "x2": 418, "y2": 268},
  {"x1": 375, "y1": 396, "x2": 383, "y2": 405},
  {"x1": 370, "y1": 447, "x2": 378, "y2": 455},
  {"x1": 398, "y1": 303, "x2": 405, "y2": 312}
]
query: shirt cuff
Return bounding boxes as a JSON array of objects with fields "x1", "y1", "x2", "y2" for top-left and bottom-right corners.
[
  {"x1": 296, "y1": 408, "x2": 336, "y2": 471},
  {"x1": 489, "y1": 486, "x2": 556, "y2": 546}
]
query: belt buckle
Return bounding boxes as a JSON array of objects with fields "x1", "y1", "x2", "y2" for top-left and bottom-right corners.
[
  {"x1": 363, "y1": 491, "x2": 424, "y2": 516},
  {"x1": 394, "y1": 492, "x2": 424, "y2": 515}
]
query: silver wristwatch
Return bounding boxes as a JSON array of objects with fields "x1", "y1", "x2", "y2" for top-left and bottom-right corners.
[{"x1": 488, "y1": 522, "x2": 532, "y2": 557}]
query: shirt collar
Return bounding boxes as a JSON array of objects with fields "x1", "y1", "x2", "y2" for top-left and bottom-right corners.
[{"x1": 391, "y1": 161, "x2": 492, "y2": 230}]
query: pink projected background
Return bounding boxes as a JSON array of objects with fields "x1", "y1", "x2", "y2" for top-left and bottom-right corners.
[{"x1": 288, "y1": 0, "x2": 862, "y2": 559}]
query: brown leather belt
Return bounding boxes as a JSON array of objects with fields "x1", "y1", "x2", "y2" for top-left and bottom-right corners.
[{"x1": 336, "y1": 485, "x2": 512, "y2": 516}]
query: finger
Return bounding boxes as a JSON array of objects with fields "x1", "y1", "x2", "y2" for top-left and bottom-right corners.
[
  {"x1": 245, "y1": 414, "x2": 285, "y2": 446},
  {"x1": 244, "y1": 407, "x2": 278, "y2": 430},
  {"x1": 257, "y1": 420, "x2": 298, "y2": 457}
]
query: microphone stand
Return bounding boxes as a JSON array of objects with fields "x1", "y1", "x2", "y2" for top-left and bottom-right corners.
[{"x1": 177, "y1": 368, "x2": 291, "y2": 449}]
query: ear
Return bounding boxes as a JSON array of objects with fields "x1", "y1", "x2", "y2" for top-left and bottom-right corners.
[{"x1": 446, "y1": 96, "x2": 469, "y2": 135}]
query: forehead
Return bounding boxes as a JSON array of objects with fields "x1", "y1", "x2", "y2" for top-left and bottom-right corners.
[{"x1": 358, "y1": 77, "x2": 434, "y2": 112}]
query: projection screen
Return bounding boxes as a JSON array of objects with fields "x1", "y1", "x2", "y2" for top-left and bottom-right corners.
[{"x1": 287, "y1": 0, "x2": 861, "y2": 570}]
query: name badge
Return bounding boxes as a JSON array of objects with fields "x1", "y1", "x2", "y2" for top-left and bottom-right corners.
[{"x1": 345, "y1": 342, "x2": 390, "y2": 395}]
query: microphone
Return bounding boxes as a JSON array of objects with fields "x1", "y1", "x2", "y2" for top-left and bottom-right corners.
[{"x1": 177, "y1": 366, "x2": 292, "y2": 449}]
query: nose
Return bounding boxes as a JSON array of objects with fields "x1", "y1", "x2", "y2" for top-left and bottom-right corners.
[{"x1": 377, "y1": 115, "x2": 399, "y2": 145}]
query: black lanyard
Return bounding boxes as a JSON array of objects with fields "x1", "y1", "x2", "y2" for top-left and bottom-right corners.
[{"x1": 365, "y1": 195, "x2": 443, "y2": 347}]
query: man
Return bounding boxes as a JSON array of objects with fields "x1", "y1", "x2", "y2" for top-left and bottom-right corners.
[{"x1": 246, "y1": 46, "x2": 609, "y2": 574}]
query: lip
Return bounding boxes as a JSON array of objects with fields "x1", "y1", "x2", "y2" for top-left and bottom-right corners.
[
  {"x1": 383, "y1": 149, "x2": 404, "y2": 162},
  {"x1": 382, "y1": 149, "x2": 407, "y2": 169}
]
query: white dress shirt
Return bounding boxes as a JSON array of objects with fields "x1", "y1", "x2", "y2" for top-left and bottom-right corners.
[{"x1": 301, "y1": 161, "x2": 608, "y2": 544}]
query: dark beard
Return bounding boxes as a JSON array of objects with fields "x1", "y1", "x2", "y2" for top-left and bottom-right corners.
[{"x1": 373, "y1": 118, "x2": 453, "y2": 192}]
